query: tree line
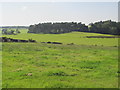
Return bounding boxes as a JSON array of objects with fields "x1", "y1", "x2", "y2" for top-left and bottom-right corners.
[
  {"x1": 89, "y1": 20, "x2": 120, "y2": 35},
  {"x1": 2, "y1": 29, "x2": 20, "y2": 35},
  {"x1": 27, "y1": 20, "x2": 120, "y2": 35},
  {"x1": 28, "y1": 22, "x2": 88, "y2": 34}
]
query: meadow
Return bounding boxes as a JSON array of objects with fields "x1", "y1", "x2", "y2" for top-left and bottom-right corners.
[
  {"x1": 2, "y1": 29, "x2": 119, "y2": 88},
  {"x1": 2, "y1": 29, "x2": 118, "y2": 46}
]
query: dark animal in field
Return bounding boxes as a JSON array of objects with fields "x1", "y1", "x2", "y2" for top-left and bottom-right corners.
[
  {"x1": 0, "y1": 37, "x2": 36, "y2": 43},
  {"x1": 86, "y1": 36, "x2": 120, "y2": 38}
]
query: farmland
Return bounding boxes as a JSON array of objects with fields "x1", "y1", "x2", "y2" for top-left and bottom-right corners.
[
  {"x1": 2, "y1": 29, "x2": 118, "y2": 46},
  {"x1": 2, "y1": 29, "x2": 118, "y2": 88}
]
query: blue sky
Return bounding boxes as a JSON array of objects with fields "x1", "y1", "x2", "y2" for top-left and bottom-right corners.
[{"x1": 0, "y1": 2, "x2": 118, "y2": 26}]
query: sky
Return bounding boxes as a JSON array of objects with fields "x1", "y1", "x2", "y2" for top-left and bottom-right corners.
[{"x1": 0, "y1": 1, "x2": 118, "y2": 26}]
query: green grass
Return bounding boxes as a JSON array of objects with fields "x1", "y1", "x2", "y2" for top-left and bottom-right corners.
[
  {"x1": 2, "y1": 30, "x2": 118, "y2": 88},
  {"x1": 2, "y1": 43, "x2": 118, "y2": 88},
  {"x1": 2, "y1": 29, "x2": 118, "y2": 46}
]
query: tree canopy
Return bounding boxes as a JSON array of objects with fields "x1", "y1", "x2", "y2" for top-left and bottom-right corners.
[
  {"x1": 89, "y1": 20, "x2": 120, "y2": 35},
  {"x1": 28, "y1": 22, "x2": 88, "y2": 34},
  {"x1": 2, "y1": 29, "x2": 21, "y2": 35},
  {"x1": 28, "y1": 20, "x2": 120, "y2": 35}
]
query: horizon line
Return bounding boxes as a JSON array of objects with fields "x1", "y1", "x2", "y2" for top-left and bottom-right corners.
[{"x1": 0, "y1": 20, "x2": 118, "y2": 27}]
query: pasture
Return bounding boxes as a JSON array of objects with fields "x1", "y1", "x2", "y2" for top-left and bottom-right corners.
[
  {"x1": 2, "y1": 29, "x2": 118, "y2": 88},
  {"x1": 2, "y1": 29, "x2": 118, "y2": 46}
]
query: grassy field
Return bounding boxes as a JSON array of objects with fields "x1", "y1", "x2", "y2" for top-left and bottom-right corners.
[
  {"x1": 2, "y1": 29, "x2": 118, "y2": 46},
  {"x1": 2, "y1": 29, "x2": 118, "y2": 88}
]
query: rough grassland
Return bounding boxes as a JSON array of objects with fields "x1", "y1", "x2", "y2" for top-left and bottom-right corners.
[
  {"x1": 2, "y1": 30, "x2": 118, "y2": 88},
  {"x1": 3, "y1": 31, "x2": 118, "y2": 46}
]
